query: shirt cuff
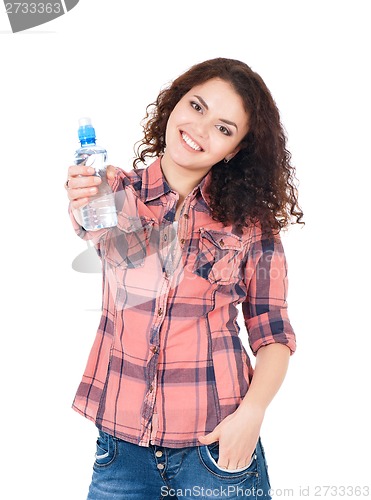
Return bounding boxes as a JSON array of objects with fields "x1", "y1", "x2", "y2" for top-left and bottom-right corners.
[{"x1": 246, "y1": 309, "x2": 297, "y2": 356}]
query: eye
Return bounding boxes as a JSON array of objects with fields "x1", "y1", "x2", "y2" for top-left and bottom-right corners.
[
  {"x1": 190, "y1": 101, "x2": 202, "y2": 112},
  {"x1": 216, "y1": 125, "x2": 231, "y2": 136}
]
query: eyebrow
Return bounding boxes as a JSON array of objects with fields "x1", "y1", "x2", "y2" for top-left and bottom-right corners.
[{"x1": 193, "y1": 94, "x2": 238, "y2": 131}]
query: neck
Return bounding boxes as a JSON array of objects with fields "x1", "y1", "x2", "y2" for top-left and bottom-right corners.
[{"x1": 160, "y1": 156, "x2": 209, "y2": 202}]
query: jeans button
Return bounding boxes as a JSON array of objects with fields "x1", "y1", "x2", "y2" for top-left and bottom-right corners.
[
  {"x1": 157, "y1": 463, "x2": 165, "y2": 470},
  {"x1": 155, "y1": 450, "x2": 163, "y2": 458}
]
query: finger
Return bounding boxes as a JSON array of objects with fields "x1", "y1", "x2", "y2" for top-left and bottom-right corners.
[
  {"x1": 236, "y1": 452, "x2": 255, "y2": 470},
  {"x1": 106, "y1": 165, "x2": 116, "y2": 178},
  {"x1": 217, "y1": 446, "x2": 230, "y2": 469},
  {"x1": 71, "y1": 198, "x2": 90, "y2": 210},
  {"x1": 219, "y1": 459, "x2": 247, "y2": 470},
  {"x1": 234, "y1": 461, "x2": 247, "y2": 470},
  {"x1": 198, "y1": 435, "x2": 216, "y2": 445},
  {"x1": 217, "y1": 459, "x2": 229, "y2": 470},
  {"x1": 198, "y1": 428, "x2": 220, "y2": 445},
  {"x1": 68, "y1": 175, "x2": 102, "y2": 190},
  {"x1": 107, "y1": 165, "x2": 120, "y2": 181},
  {"x1": 68, "y1": 164, "x2": 96, "y2": 178},
  {"x1": 67, "y1": 185, "x2": 100, "y2": 202}
]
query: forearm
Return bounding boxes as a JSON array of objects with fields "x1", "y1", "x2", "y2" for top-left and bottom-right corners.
[{"x1": 239, "y1": 343, "x2": 291, "y2": 413}]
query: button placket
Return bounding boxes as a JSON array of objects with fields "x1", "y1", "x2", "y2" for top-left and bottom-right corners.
[
  {"x1": 140, "y1": 200, "x2": 193, "y2": 446},
  {"x1": 169, "y1": 203, "x2": 190, "y2": 273},
  {"x1": 154, "y1": 447, "x2": 166, "y2": 471},
  {"x1": 140, "y1": 269, "x2": 170, "y2": 445}
]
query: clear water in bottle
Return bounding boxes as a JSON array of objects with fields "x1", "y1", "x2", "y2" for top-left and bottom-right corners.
[{"x1": 74, "y1": 118, "x2": 117, "y2": 231}]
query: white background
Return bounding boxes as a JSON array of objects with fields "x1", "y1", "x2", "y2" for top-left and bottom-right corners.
[{"x1": 0, "y1": 1, "x2": 370, "y2": 499}]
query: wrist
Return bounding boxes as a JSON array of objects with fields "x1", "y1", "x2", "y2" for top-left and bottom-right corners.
[{"x1": 238, "y1": 395, "x2": 267, "y2": 416}]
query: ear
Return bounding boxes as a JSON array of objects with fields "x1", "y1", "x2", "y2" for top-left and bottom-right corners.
[{"x1": 224, "y1": 145, "x2": 242, "y2": 163}]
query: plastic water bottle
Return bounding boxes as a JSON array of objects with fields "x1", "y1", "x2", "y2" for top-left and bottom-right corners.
[{"x1": 74, "y1": 117, "x2": 117, "y2": 231}]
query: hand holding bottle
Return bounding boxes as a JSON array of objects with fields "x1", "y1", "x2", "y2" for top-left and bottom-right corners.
[
  {"x1": 66, "y1": 117, "x2": 118, "y2": 231},
  {"x1": 65, "y1": 164, "x2": 117, "y2": 210}
]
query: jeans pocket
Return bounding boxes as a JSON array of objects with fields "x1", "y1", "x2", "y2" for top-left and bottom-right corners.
[
  {"x1": 94, "y1": 430, "x2": 118, "y2": 468},
  {"x1": 198, "y1": 442, "x2": 258, "y2": 479}
]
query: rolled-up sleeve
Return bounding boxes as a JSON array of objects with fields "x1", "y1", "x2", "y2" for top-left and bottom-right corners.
[{"x1": 242, "y1": 229, "x2": 296, "y2": 356}]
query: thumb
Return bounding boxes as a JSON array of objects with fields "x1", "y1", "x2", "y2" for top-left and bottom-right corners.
[
  {"x1": 198, "y1": 429, "x2": 219, "y2": 445},
  {"x1": 106, "y1": 165, "x2": 118, "y2": 181}
]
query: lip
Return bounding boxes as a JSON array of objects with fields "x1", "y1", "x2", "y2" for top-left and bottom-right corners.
[{"x1": 179, "y1": 130, "x2": 204, "y2": 152}]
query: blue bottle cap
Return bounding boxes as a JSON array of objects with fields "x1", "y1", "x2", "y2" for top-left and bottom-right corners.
[{"x1": 78, "y1": 117, "x2": 96, "y2": 144}]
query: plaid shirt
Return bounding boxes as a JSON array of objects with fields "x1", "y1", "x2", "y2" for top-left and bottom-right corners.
[{"x1": 69, "y1": 157, "x2": 296, "y2": 448}]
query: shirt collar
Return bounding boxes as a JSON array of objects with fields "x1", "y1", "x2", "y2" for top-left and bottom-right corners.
[
  {"x1": 198, "y1": 171, "x2": 212, "y2": 208},
  {"x1": 140, "y1": 157, "x2": 172, "y2": 202},
  {"x1": 141, "y1": 156, "x2": 212, "y2": 208}
]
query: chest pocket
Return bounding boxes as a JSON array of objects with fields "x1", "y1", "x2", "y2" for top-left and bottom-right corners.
[
  {"x1": 104, "y1": 212, "x2": 155, "y2": 269},
  {"x1": 193, "y1": 228, "x2": 243, "y2": 284}
]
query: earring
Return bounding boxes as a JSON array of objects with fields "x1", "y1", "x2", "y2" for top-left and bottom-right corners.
[{"x1": 224, "y1": 157, "x2": 230, "y2": 164}]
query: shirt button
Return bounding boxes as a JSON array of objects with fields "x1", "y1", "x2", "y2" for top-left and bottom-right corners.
[
  {"x1": 157, "y1": 463, "x2": 165, "y2": 470},
  {"x1": 151, "y1": 346, "x2": 159, "y2": 354},
  {"x1": 155, "y1": 450, "x2": 163, "y2": 458},
  {"x1": 157, "y1": 308, "x2": 163, "y2": 316},
  {"x1": 164, "y1": 234, "x2": 167, "y2": 241},
  {"x1": 183, "y1": 214, "x2": 189, "y2": 219},
  {"x1": 180, "y1": 238, "x2": 185, "y2": 244},
  {"x1": 219, "y1": 239, "x2": 225, "y2": 247},
  {"x1": 149, "y1": 385, "x2": 154, "y2": 392}
]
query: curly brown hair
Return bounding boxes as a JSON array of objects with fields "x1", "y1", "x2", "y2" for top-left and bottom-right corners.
[{"x1": 133, "y1": 58, "x2": 304, "y2": 234}]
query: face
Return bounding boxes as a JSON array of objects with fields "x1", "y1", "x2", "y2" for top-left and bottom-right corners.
[{"x1": 161, "y1": 78, "x2": 249, "y2": 178}]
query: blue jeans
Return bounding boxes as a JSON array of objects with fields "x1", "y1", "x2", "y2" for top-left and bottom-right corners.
[{"x1": 87, "y1": 430, "x2": 272, "y2": 499}]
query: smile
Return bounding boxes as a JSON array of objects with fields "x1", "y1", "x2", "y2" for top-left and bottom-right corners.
[{"x1": 181, "y1": 131, "x2": 203, "y2": 152}]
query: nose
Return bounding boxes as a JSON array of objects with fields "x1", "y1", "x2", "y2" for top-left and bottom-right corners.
[{"x1": 193, "y1": 116, "x2": 209, "y2": 139}]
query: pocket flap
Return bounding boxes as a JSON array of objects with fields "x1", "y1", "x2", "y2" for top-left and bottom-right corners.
[
  {"x1": 104, "y1": 213, "x2": 155, "y2": 269},
  {"x1": 117, "y1": 212, "x2": 155, "y2": 234},
  {"x1": 200, "y1": 228, "x2": 243, "y2": 251}
]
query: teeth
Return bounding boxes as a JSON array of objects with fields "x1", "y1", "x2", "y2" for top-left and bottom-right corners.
[{"x1": 182, "y1": 132, "x2": 202, "y2": 151}]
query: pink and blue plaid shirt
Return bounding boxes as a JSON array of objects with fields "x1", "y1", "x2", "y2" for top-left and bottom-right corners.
[{"x1": 69, "y1": 157, "x2": 296, "y2": 448}]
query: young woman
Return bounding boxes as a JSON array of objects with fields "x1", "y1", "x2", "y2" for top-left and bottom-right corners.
[{"x1": 66, "y1": 58, "x2": 303, "y2": 499}]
